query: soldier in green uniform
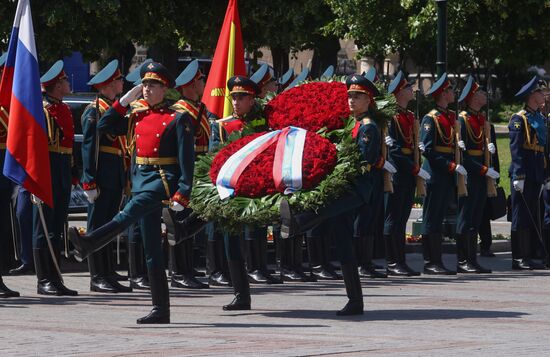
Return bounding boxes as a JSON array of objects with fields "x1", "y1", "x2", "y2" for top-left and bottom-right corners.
[
  {"x1": 455, "y1": 76, "x2": 498, "y2": 273},
  {"x1": 212, "y1": 76, "x2": 281, "y2": 287},
  {"x1": 81, "y1": 60, "x2": 132, "y2": 293},
  {"x1": 384, "y1": 71, "x2": 428, "y2": 276},
  {"x1": 70, "y1": 62, "x2": 196, "y2": 324},
  {"x1": 33, "y1": 61, "x2": 79, "y2": 296},
  {"x1": 420, "y1": 73, "x2": 466, "y2": 275}
]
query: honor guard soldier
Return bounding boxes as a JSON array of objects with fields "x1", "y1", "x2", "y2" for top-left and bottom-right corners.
[
  {"x1": 251, "y1": 64, "x2": 278, "y2": 99},
  {"x1": 455, "y1": 76, "x2": 498, "y2": 274},
  {"x1": 81, "y1": 60, "x2": 132, "y2": 293},
  {"x1": 420, "y1": 73, "x2": 466, "y2": 275},
  {"x1": 0, "y1": 52, "x2": 20, "y2": 298},
  {"x1": 211, "y1": 76, "x2": 281, "y2": 288},
  {"x1": 166, "y1": 59, "x2": 210, "y2": 289},
  {"x1": 384, "y1": 71, "x2": 429, "y2": 276},
  {"x1": 33, "y1": 61, "x2": 78, "y2": 295},
  {"x1": 70, "y1": 61, "x2": 196, "y2": 324},
  {"x1": 348, "y1": 74, "x2": 395, "y2": 279},
  {"x1": 123, "y1": 59, "x2": 153, "y2": 290},
  {"x1": 509, "y1": 76, "x2": 548, "y2": 270}
]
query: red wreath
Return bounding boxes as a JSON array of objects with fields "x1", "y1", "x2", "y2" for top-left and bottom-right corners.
[
  {"x1": 210, "y1": 131, "x2": 337, "y2": 198},
  {"x1": 265, "y1": 81, "x2": 350, "y2": 132}
]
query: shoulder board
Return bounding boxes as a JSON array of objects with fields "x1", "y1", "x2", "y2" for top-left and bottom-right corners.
[
  {"x1": 170, "y1": 100, "x2": 199, "y2": 119},
  {"x1": 361, "y1": 117, "x2": 373, "y2": 125},
  {"x1": 130, "y1": 99, "x2": 149, "y2": 113},
  {"x1": 516, "y1": 109, "x2": 527, "y2": 116},
  {"x1": 459, "y1": 110, "x2": 468, "y2": 119},
  {"x1": 97, "y1": 98, "x2": 110, "y2": 112},
  {"x1": 428, "y1": 109, "x2": 439, "y2": 117}
]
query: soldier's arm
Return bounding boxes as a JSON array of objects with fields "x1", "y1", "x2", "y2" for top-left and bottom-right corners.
[
  {"x1": 80, "y1": 105, "x2": 98, "y2": 190},
  {"x1": 97, "y1": 100, "x2": 129, "y2": 136},
  {"x1": 508, "y1": 114, "x2": 525, "y2": 181},
  {"x1": 358, "y1": 124, "x2": 383, "y2": 170},
  {"x1": 420, "y1": 115, "x2": 455, "y2": 172},
  {"x1": 388, "y1": 116, "x2": 416, "y2": 174},
  {"x1": 172, "y1": 113, "x2": 196, "y2": 207}
]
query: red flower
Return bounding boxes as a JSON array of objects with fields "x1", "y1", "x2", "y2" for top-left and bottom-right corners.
[
  {"x1": 265, "y1": 82, "x2": 350, "y2": 132},
  {"x1": 210, "y1": 131, "x2": 337, "y2": 198}
]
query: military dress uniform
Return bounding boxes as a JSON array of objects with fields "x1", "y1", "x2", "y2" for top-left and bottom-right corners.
[
  {"x1": 211, "y1": 76, "x2": 281, "y2": 288},
  {"x1": 165, "y1": 59, "x2": 211, "y2": 289},
  {"x1": 420, "y1": 73, "x2": 459, "y2": 275},
  {"x1": 455, "y1": 76, "x2": 495, "y2": 274},
  {"x1": 81, "y1": 60, "x2": 131, "y2": 293},
  {"x1": 383, "y1": 71, "x2": 421, "y2": 276},
  {"x1": 0, "y1": 54, "x2": 21, "y2": 297},
  {"x1": 70, "y1": 62, "x2": 196, "y2": 324},
  {"x1": 509, "y1": 76, "x2": 548, "y2": 270},
  {"x1": 33, "y1": 61, "x2": 78, "y2": 296}
]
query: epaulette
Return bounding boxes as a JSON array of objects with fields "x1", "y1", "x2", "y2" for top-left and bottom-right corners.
[
  {"x1": 130, "y1": 99, "x2": 149, "y2": 113},
  {"x1": 428, "y1": 109, "x2": 439, "y2": 117}
]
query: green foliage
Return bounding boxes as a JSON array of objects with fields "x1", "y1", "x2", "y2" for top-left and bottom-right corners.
[{"x1": 491, "y1": 102, "x2": 524, "y2": 123}]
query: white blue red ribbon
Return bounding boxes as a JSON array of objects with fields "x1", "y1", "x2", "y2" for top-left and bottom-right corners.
[{"x1": 215, "y1": 126, "x2": 307, "y2": 199}]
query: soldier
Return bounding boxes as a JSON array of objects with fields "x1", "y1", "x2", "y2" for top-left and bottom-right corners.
[
  {"x1": 81, "y1": 60, "x2": 132, "y2": 293},
  {"x1": 70, "y1": 61, "x2": 196, "y2": 324},
  {"x1": 0, "y1": 52, "x2": 20, "y2": 298},
  {"x1": 383, "y1": 71, "x2": 429, "y2": 276},
  {"x1": 509, "y1": 75, "x2": 548, "y2": 270},
  {"x1": 211, "y1": 76, "x2": 281, "y2": 287},
  {"x1": 352, "y1": 71, "x2": 395, "y2": 279},
  {"x1": 250, "y1": 64, "x2": 278, "y2": 99},
  {"x1": 167, "y1": 59, "x2": 210, "y2": 289},
  {"x1": 419, "y1": 73, "x2": 466, "y2": 275},
  {"x1": 32, "y1": 61, "x2": 78, "y2": 295},
  {"x1": 123, "y1": 60, "x2": 152, "y2": 290},
  {"x1": 455, "y1": 76, "x2": 499, "y2": 273}
]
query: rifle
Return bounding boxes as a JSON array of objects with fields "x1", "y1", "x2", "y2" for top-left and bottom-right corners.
[
  {"x1": 381, "y1": 125, "x2": 394, "y2": 193},
  {"x1": 414, "y1": 89, "x2": 426, "y2": 197},
  {"x1": 455, "y1": 81, "x2": 468, "y2": 197},
  {"x1": 484, "y1": 73, "x2": 497, "y2": 197}
]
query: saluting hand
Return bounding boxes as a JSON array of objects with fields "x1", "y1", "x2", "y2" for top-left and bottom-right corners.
[{"x1": 119, "y1": 84, "x2": 143, "y2": 107}]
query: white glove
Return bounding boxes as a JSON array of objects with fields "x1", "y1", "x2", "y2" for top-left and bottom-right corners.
[
  {"x1": 455, "y1": 164, "x2": 467, "y2": 176},
  {"x1": 513, "y1": 179, "x2": 524, "y2": 192},
  {"x1": 170, "y1": 201, "x2": 185, "y2": 212},
  {"x1": 384, "y1": 136, "x2": 394, "y2": 147},
  {"x1": 486, "y1": 168, "x2": 500, "y2": 180},
  {"x1": 383, "y1": 161, "x2": 397, "y2": 174},
  {"x1": 31, "y1": 194, "x2": 43, "y2": 205},
  {"x1": 545, "y1": 182, "x2": 550, "y2": 190},
  {"x1": 458, "y1": 140, "x2": 466, "y2": 150},
  {"x1": 418, "y1": 142, "x2": 426, "y2": 153},
  {"x1": 487, "y1": 142, "x2": 496, "y2": 154},
  {"x1": 119, "y1": 84, "x2": 143, "y2": 107},
  {"x1": 84, "y1": 189, "x2": 98, "y2": 203},
  {"x1": 417, "y1": 168, "x2": 431, "y2": 181}
]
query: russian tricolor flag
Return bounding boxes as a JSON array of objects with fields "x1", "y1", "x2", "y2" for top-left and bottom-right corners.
[{"x1": 0, "y1": 0, "x2": 52, "y2": 207}]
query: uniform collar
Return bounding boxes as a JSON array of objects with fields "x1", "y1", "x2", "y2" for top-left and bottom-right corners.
[
  {"x1": 99, "y1": 94, "x2": 113, "y2": 106},
  {"x1": 467, "y1": 107, "x2": 480, "y2": 116},
  {"x1": 44, "y1": 93, "x2": 62, "y2": 104},
  {"x1": 397, "y1": 105, "x2": 408, "y2": 113},
  {"x1": 524, "y1": 105, "x2": 538, "y2": 114},
  {"x1": 435, "y1": 105, "x2": 448, "y2": 114}
]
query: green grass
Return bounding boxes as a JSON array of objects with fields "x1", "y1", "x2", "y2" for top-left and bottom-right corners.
[{"x1": 496, "y1": 136, "x2": 511, "y2": 197}]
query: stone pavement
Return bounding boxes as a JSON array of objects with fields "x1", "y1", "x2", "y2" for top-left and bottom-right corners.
[{"x1": 2, "y1": 252, "x2": 550, "y2": 356}]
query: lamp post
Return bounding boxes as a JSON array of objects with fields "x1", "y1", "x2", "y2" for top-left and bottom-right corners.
[{"x1": 436, "y1": 0, "x2": 447, "y2": 77}]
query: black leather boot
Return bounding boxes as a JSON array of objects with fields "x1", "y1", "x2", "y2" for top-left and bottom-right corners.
[
  {"x1": 518, "y1": 229, "x2": 545, "y2": 270},
  {"x1": 128, "y1": 240, "x2": 150, "y2": 290},
  {"x1": 358, "y1": 236, "x2": 386, "y2": 278},
  {"x1": 456, "y1": 233, "x2": 477, "y2": 273},
  {"x1": 247, "y1": 239, "x2": 282, "y2": 284},
  {"x1": 8, "y1": 263, "x2": 34, "y2": 276},
  {"x1": 280, "y1": 199, "x2": 323, "y2": 238},
  {"x1": 137, "y1": 268, "x2": 170, "y2": 324},
  {"x1": 0, "y1": 275, "x2": 20, "y2": 298},
  {"x1": 89, "y1": 249, "x2": 119, "y2": 293},
  {"x1": 68, "y1": 221, "x2": 125, "y2": 260},
  {"x1": 337, "y1": 263, "x2": 364, "y2": 316},
  {"x1": 34, "y1": 248, "x2": 77, "y2": 296},
  {"x1": 170, "y1": 240, "x2": 208, "y2": 289},
  {"x1": 424, "y1": 233, "x2": 455, "y2": 275},
  {"x1": 223, "y1": 260, "x2": 251, "y2": 311},
  {"x1": 105, "y1": 243, "x2": 129, "y2": 282},
  {"x1": 50, "y1": 249, "x2": 78, "y2": 296},
  {"x1": 468, "y1": 232, "x2": 491, "y2": 273},
  {"x1": 308, "y1": 236, "x2": 340, "y2": 280},
  {"x1": 207, "y1": 240, "x2": 231, "y2": 286}
]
